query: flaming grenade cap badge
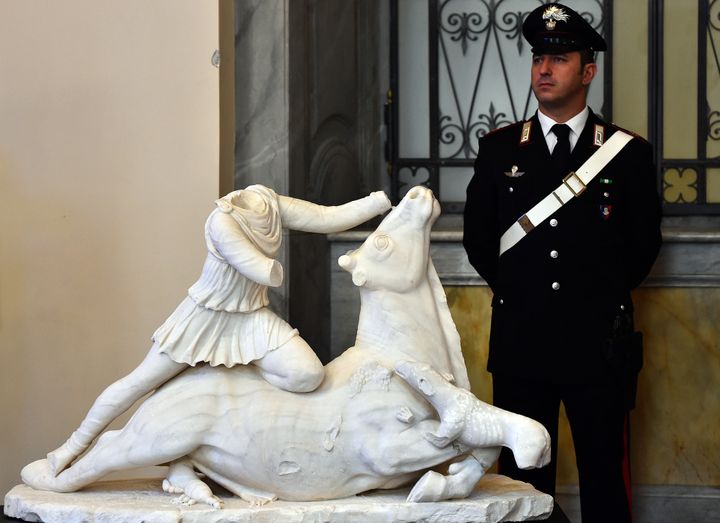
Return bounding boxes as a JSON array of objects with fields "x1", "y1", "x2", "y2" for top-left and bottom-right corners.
[{"x1": 542, "y1": 5, "x2": 570, "y2": 30}]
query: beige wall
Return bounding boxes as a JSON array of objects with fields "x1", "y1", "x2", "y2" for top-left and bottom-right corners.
[
  {"x1": 0, "y1": 1, "x2": 221, "y2": 495},
  {"x1": 612, "y1": 0, "x2": 649, "y2": 137}
]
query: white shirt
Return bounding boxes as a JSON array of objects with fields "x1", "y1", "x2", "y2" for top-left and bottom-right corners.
[{"x1": 537, "y1": 106, "x2": 589, "y2": 154}]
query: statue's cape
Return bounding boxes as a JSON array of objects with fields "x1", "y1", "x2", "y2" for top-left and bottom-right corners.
[{"x1": 427, "y1": 259, "x2": 471, "y2": 390}]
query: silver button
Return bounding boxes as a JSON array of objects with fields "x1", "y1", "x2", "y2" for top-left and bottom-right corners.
[
  {"x1": 552, "y1": 282, "x2": 560, "y2": 290},
  {"x1": 620, "y1": 304, "x2": 626, "y2": 311},
  {"x1": 604, "y1": 191, "x2": 610, "y2": 198},
  {"x1": 550, "y1": 218, "x2": 558, "y2": 227},
  {"x1": 550, "y1": 250, "x2": 559, "y2": 258},
  {"x1": 499, "y1": 299, "x2": 504, "y2": 305},
  {"x1": 509, "y1": 187, "x2": 514, "y2": 193}
]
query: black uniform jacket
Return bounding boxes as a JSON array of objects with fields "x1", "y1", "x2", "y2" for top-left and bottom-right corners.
[{"x1": 463, "y1": 110, "x2": 662, "y2": 383}]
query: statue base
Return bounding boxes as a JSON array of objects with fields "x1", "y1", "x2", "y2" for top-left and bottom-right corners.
[{"x1": 4, "y1": 474, "x2": 552, "y2": 522}]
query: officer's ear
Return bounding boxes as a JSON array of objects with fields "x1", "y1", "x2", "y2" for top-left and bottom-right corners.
[{"x1": 582, "y1": 62, "x2": 597, "y2": 86}]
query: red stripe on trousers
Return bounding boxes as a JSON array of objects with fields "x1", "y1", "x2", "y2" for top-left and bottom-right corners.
[{"x1": 623, "y1": 414, "x2": 633, "y2": 521}]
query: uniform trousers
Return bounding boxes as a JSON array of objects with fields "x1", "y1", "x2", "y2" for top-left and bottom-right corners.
[{"x1": 493, "y1": 374, "x2": 632, "y2": 523}]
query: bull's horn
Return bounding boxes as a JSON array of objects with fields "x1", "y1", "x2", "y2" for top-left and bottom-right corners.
[{"x1": 338, "y1": 254, "x2": 355, "y2": 271}]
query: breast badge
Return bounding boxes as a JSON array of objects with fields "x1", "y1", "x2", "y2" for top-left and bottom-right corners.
[
  {"x1": 600, "y1": 204, "x2": 613, "y2": 220},
  {"x1": 504, "y1": 165, "x2": 525, "y2": 178}
]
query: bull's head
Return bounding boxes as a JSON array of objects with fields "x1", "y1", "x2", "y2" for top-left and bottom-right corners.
[{"x1": 338, "y1": 186, "x2": 440, "y2": 293}]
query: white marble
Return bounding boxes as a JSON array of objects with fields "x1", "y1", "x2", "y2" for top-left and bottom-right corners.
[
  {"x1": 4, "y1": 475, "x2": 553, "y2": 523},
  {"x1": 18, "y1": 186, "x2": 550, "y2": 513}
]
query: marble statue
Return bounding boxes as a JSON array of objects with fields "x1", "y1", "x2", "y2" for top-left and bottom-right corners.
[
  {"x1": 20, "y1": 185, "x2": 551, "y2": 510},
  {"x1": 43, "y1": 184, "x2": 393, "y2": 478}
]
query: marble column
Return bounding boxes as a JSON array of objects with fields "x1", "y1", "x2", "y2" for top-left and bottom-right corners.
[
  {"x1": 233, "y1": 0, "x2": 292, "y2": 316},
  {"x1": 234, "y1": 0, "x2": 386, "y2": 361}
]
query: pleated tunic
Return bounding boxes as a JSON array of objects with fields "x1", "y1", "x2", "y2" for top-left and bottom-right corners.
[{"x1": 152, "y1": 185, "x2": 298, "y2": 367}]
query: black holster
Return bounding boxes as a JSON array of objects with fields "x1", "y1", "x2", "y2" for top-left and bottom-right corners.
[{"x1": 602, "y1": 313, "x2": 643, "y2": 410}]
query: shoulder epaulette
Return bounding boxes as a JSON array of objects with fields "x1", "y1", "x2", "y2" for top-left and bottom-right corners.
[
  {"x1": 481, "y1": 120, "x2": 525, "y2": 139},
  {"x1": 609, "y1": 123, "x2": 649, "y2": 144}
]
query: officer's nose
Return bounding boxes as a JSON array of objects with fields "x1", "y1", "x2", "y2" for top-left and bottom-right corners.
[{"x1": 538, "y1": 57, "x2": 552, "y2": 75}]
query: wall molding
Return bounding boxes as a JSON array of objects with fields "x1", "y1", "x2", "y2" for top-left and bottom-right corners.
[{"x1": 329, "y1": 228, "x2": 720, "y2": 288}]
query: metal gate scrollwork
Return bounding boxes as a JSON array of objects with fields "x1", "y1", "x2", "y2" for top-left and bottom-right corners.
[{"x1": 389, "y1": 0, "x2": 611, "y2": 211}]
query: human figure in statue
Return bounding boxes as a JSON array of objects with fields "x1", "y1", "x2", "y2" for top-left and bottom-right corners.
[
  {"x1": 47, "y1": 184, "x2": 391, "y2": 476},
  {"x1": 463, "y1": 4, "x2": 662, "y2": 523}
]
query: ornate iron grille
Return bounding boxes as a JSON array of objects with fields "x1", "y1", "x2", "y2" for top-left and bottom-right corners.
[
  {"x1": 651, "y1": 0, "x2": 720, "y2": 214},
  {"x1": 388, "y1": 0, "x2": 612, "y2": 212}
]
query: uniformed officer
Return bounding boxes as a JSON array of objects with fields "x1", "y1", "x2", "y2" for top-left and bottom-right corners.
[{"x1": 463, "y1": 3, "x2": 662, "y2": 522}]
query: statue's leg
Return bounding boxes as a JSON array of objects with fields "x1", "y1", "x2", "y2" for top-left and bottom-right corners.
[
  {"x1": 360, "y1": 418, "x2": 483, "y2": 502},
  {"x1": 499, "y1": 410, "x2": 552, "y2": 469},
  {"x1": 47, "y1": 344, "x2": 186, "y2": 475},
  {"x1": 407, "y1": 447, "x2": 501, "y2": 502},
  {"x1": 190, "y1": 460, "x2": 279, "y2": 507},
  {"x1": 361, "y1": 420, "x2": 467, "y2": 475},
  {"x1": 252, "y1": 335, "x2": 324, "y2": 392},
  {"x1": 425, "y1": 391, "x2": 551, "y2": 470},
  {"x1": 367, "y1": 404, "x2": 501, "y2": 502},
  {"x1": 163, "y1": 458, "x2": 223, "y2": 509},
  {"x1": 395, "y1": 360, "x2": 551, "y2": 471},
  {"x1": 24, "y1": 409, "x2": 207, "y2": 493}
]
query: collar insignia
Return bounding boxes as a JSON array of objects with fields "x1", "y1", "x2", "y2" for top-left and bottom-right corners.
[
  {"x1": 593, "y1": 124, "x2": 605, "y2": 147},
  {"x1": 543, "y1": 6, "x2": 569, "y2": 30},
  {"x1": 520, "y1": 121, "x2": 532, "y2": 145},
  {"x1": 505, "y1": 165, "x2": 525, "y2": 178}
]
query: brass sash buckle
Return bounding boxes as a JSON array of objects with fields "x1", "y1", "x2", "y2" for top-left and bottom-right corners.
[{"x1": 563, "y1": 171, "x2": 586, "y2": 196}]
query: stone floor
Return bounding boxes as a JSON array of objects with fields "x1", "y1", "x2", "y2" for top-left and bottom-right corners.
[{"x1": 555, "y1": 484, "x2": 720, "y2": 523}]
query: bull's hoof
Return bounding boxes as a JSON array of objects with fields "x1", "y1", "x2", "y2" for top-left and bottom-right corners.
[
  {"x1": 407, "y1": 470, "x2": 448, "y2": 502},
  {"x1": 510, "y1": 416, "x2": 552, "y2": 470}
]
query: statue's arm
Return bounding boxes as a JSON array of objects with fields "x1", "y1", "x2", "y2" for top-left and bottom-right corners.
[
  {"x1": 209, "y1": 212, "x2": 283, "y2": 287},
  {"x1": 277, "y1": 191, "x2": 391, "y2": 234}
]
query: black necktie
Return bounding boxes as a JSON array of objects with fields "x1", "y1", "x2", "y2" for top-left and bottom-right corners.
[{"x1": 551, "y1": 123, "x2": 571, "y2": 175}]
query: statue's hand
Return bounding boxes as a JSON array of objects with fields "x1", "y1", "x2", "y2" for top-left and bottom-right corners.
[
  {"x1": 164, "y1": 478, "x2": 223, "y2": 509},
  {"x1": 163, "y1": 459, "x2": 224, "y2": 509},
  {"x1": 268, "y1": 259, "x2": 284, "y2": 287},
  {"x1": 370, "y1": 191, "x2": 392, "y2": 214}
]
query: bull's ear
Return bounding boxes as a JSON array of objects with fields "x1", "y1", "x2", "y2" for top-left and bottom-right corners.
[{"x1": 352, "y1": 269, "x2": 367, "y2": 287}]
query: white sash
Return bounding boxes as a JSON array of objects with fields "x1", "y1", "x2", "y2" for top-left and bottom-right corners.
[{"x1": 499, "y1": 130, "x2": 633, "y2": 256}]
